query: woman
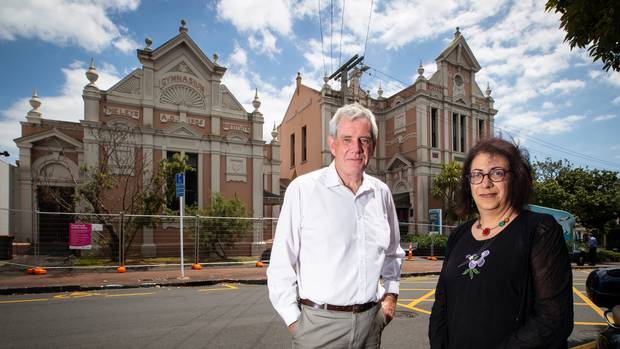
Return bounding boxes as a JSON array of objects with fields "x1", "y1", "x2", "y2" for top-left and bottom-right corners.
[{"x1": 428, "y1": 138, "x2": 573, "y2": 348}]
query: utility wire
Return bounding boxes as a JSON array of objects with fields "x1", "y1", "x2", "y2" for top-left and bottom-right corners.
[
  {"x1": 318, "y1": 0, "x2": 327, "y2": 76},
  {"x1": 368, "y1": 66, "x2": 410, "y2": 88},
  {"x1": 363, "y1": 0, "x2": 374, "y2": 59},
  {"x1": 330, "y1": 0, "x2": 334, "y2": 74},
  {"x1": 339, "y1": 0, "x2": 345, "y2": 68}
]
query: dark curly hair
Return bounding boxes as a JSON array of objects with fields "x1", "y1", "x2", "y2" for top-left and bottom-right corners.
[{"x1": 457, "y1": 137, "x2": 533, "y2": 216}]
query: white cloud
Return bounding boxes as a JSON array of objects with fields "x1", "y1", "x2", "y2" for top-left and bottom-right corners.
[
  {"x1": 217, "y1": 0, "x2": 292, "y2": 35},
  {"x1": 248, "y1": 29, "x2": 281, "y2": 57},
  {"x1": 542, "y1": 102, "x2": 555, "y2": 110},
  {"x1": 0, "y1": 0, "x2": 140, "y2": 53},
  {"x1": 0, "y1": 61, "x2": 122, "y2": 160},
  {"x1": 540, "y1": 79, "x2": 586, "y2": 95},
  {"x1": 593, "y1": 114, "x2": 617, "y2": 122},
  {"x1": 613, "y1": 96, "x2": 620, "y2": 105},
  {"x1": 499, "y1": 112, "x2": 585, "y2": 136},
  {"x1": 229, "y1": 43, "x2": 248, "y2": 67}
]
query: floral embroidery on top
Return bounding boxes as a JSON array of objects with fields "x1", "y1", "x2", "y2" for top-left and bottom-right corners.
[{"x1": 462, "y1": 250, "x2": 490, "y2": 279}]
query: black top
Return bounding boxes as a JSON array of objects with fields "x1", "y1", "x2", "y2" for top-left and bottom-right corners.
[{"x1": 429, "y1": 210, "x2": 574, "y2": 349}]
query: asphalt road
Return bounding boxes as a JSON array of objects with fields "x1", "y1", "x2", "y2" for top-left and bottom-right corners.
[{"x1": 0, "y1": 271, "x2": 606, "y2": 348}]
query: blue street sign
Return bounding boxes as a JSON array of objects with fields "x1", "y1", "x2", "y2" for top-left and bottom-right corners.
[{"x1": 175, "y1": 173, "x2": 185, "y2": 198}]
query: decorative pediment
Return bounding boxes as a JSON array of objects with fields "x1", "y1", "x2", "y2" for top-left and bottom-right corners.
[
  {"x1": 386, "y1": 153, "x2": 413, "y2": 171},
  {"x1": 15, "y1": 128, "x2": 83, "y2": 150},
  {"x1": 435, "y1": 32, "x2": 481, "y2": 72},
  {"x1": 33, "y1": 136, "x2": 78, "y2": 150},
  {"x1": 165, "y1": 124, "x2": 201, "y2": 137},
  {"x1": 166, "y1": 61, "x2": 197, "y2": 77},
  {"x1": 107, "y1": 69, "x2": 142, "y2": 95},
  {"x1": 144, "y1": 31, "x2": 226, "y2": 77},
  {"x1": 220, "y1": 85, "x2": 246, "y2": 112}
]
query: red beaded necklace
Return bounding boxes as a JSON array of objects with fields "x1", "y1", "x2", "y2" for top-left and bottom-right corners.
[{"x1": 476, "y1": 216, "x2": 511, "y2": 236}]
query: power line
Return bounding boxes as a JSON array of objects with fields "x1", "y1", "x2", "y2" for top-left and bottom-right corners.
[
  {"x1": 367, "y1": 66, "x2": 410, "y2": 88},
  {"x1": 363, "y1": 0, "x2": 374, "y2": 59},
  {"x1": 318, "y1": 0, "x2": 326, "y2": 76},
  {"x1": 339, "y1": 0, "x2": 345, "y2": 68},
  {"x1": 497, "y1": 124, "x2": 620, "y2": 168},
  {"x1": 330, "y1": 0, "x2": 334, "y2": 74}
]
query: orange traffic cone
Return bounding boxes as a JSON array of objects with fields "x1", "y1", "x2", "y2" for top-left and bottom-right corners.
[
  {"x1": 117, "y1": 266, "x2": 126, "y2": 273},
  {"x1": 407, "y1": 242, "x2": 413, "y2": 261}
]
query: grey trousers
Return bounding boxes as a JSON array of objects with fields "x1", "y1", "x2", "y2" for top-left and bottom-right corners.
[{"x1": 291, "y1": 303, "x2": 388, "y2": 349}]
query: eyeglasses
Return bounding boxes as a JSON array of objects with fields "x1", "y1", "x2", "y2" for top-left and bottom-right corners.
[{"x1": 466, "y1": 168, "x2": 510, "y2": 185}]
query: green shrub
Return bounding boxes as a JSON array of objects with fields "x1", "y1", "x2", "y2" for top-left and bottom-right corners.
[
  {"x1": 597, "y1": 249, "x2": 620, "y2": 262},
  {"x1": 402, "y1": 234, "x2": 448, "y2": 249}
]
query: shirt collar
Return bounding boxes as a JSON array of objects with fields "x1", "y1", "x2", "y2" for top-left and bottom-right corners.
[{"x1": 324, "y1": 161, "x2": 376, "y2": 194}]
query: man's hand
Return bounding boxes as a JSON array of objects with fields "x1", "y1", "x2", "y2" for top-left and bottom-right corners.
[
  {"x1": 287, "y1": 321, "x2": 297, "y2": 334},
  {"x1": 381, "y1": 293, "x2": 397, "y2": 324}
]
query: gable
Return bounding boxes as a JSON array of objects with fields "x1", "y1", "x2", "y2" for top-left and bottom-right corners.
[
  {"x1": 436, "y1": 34, "x2": 481, "y2": 72},
  {"x1": 220, "y1": 85, "x2": 246, "y2": 113},
  {"x1": 15, "y1": 128, "x2": 83, "y2": 150},
  {"x1": 107, "y1": 69, "x2": 142, "y2": 96}
]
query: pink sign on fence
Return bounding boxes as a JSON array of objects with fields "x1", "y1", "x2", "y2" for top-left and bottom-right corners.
[{"x1": 69, "y1": 223, "x2": 92, "y2": 250}]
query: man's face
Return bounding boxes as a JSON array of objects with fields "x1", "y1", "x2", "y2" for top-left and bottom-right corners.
[{"x1": 328, "y1": 117, "x2": 375, "y2": 179}]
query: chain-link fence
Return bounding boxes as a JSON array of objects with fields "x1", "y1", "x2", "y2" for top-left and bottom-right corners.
[
  {"x1": 1, "y1": 208, "x2": 456, "y2": 269},
  {"x1": 1, "y1": 208, "x2": 277, "y2": 270}
]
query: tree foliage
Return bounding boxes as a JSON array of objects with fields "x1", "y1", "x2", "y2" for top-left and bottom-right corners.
[
  {"x1": 533, "y1": 158, "x2": 620, "y2": 237},
  {"x1": 546, "y1": 0, "x2": 620, "y2": 72},
  {"x1": 192, "y1": 193, "x2": 252, "y2": 259},
  {"x1": 431, "y1": 161, "x2": 463, "y2": 223}
]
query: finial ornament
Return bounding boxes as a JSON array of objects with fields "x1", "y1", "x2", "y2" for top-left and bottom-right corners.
[
  {"x1": 86, "y1": 58, "x2": 99, "y2": 87},
  {"x1": 252, "y1": 88, "x2": 261, "y2": 111},
  {"x1": 377, "y1": 82, "x2": 384, "y2": 98},
  {"x1": 485, "y1": 82, "x2": 492, "y2": 97},
  {"x1": 27, "y1": 88, "x2": 42, "y2": 122},
  {"x1": 179, "y1": 19, "x2": 188, "y2": 33},
  {"x1": 29, "y1": 88, "x2": 41, "y2": 111},
  {"x1": 145, "y1": 37, "x2": 153, "y2": 51},
  {"x1": 418, "y1": 60, "x2": 425, "y2": 76},
  {"x1": 213, "y1": 53, "x2": 219, "y2": 64},
  {"x1": 271, "y1": 122, "x2": 279, "y2": 141}
]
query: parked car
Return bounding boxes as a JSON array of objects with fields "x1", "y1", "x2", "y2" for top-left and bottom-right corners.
[{"x1": 586, "y1": 268, "x2": 620, "y2": 348}]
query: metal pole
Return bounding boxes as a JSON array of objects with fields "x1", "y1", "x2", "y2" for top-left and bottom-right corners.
[
  {"x1": 119, "y1": 211, "x2": 124, "y2": 265},
  {"x1": 180, "y1": 196, "x2": 185, "y2": 278},
  {"x1": 194, "y1": 214, "x2": 199, "y2": 264}
]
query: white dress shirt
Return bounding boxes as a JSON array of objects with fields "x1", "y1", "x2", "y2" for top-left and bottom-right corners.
[{"x1": 267, "y1": 162, "x2": 405, "y2": 326}]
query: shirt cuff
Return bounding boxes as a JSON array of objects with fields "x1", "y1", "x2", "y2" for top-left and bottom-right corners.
[
  {"x1": 280, "y1": 304, "x2": 301, "y2": 327},
  {"x1": 383, "y1": 280, "x2": 400, "y2": 295}
]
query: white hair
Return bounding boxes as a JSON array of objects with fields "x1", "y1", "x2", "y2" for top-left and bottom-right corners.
[{"x1": 328, "y1": 103, "x2": 378, "y2": 142}]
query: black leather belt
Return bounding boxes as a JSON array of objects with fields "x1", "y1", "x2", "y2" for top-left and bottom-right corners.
[{"x1": 299, "y1": 298, "x2": 376, "y2": 313}]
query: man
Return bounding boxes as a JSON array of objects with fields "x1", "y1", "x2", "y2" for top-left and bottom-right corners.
[
  {"x1": 588, "y1": 234, "x2": 598, "y2": 266},
  {"x1": 267, "y1": 103, "x2": 405, "y2": 348}
]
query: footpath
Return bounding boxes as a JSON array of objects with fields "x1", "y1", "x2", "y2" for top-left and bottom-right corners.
[{"x1": 0, "y1": 257, "x2": 614, "y2": 295}]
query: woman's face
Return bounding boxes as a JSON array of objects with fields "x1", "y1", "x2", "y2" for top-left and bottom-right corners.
[{"x1": 469, "y1": 152, "x2": 511, "y2": 215}]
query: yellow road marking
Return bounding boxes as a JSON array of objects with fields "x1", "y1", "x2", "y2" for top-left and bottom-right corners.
[
  {"x1": 54, "y1": 291, "x2": 101, "y2": 299},
  {"x1": 407, "y1": 289, "x2": 436, "y2": 308},
  {"x1": 399, "y1": 281, "x2": 440, "y2": 284},
  {"x1": 198, "y1": 283, "x2": 239, "y2": 292},
  {"x1": 396, "y1": 302, "x2": 432, "y2": 314},
  {"x1": 399, "y1": 298, "x2": 435, "y2": 302},
  {"x1": 573, "y1": 287, "x2": 605, "y2": 319},
  {"x1": 0, "y1": 298, "x2": 49, "y2": 304},
  {"x1": 570, "y1": 340, "x2": 597, "y2": 349},
  {"x1": 574, "y1": 321, "x2": 607, "y2": 326},
  {"x1": 399, "y1": 288, "x2": 435, "y2": 291},
  {"x1": 105, "y1": 292, "x2": 155, "y2": 297}
]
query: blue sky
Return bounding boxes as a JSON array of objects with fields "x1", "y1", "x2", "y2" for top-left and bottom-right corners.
[{"x1": 1, "y1": 0, "x2": 619, "y2": 171}]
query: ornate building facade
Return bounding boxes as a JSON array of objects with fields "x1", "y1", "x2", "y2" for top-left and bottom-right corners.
[
  {"x1": 13, "y1": 22, "x2": 280, "y2": 256},
  {"x1": 278, "y1": 29, "x2": 497, "y2": 230}
]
